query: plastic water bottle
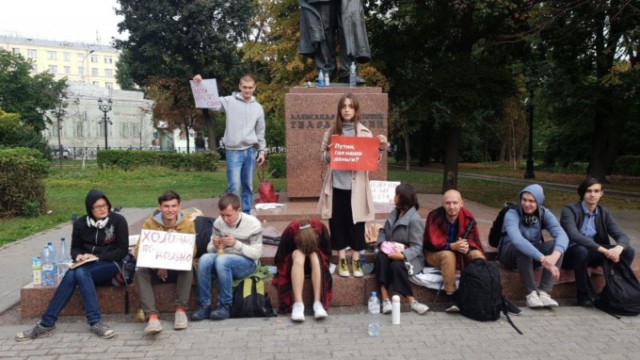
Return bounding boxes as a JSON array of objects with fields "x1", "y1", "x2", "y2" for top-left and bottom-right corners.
[
  {"x1": 392, "y1": 295, "x2": 401, "y2": 325},
  {"x1": 57, "y1": 237, "x2": 71, "y2": 282},
  {"x1": 41, "y1": 245, "x2": 56, "y2": 286},
  {"x1": 32, "y1": 256, "x2": 42, "y2": 286},
  {"x1": 349, "y1": 62, "x2": 357, "y2": 88},
  {"x1": 368, "y1": 291, "x2": 381, "y2": 337},
  {"x1": 318, "y1": 70, "x2": 324, "y2": 87}
]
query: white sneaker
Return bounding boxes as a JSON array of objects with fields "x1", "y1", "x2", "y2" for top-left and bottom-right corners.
[
  {"x1": 538, "y1": 291, "x2": 559, "y2": 307},
  {"x1": 291, "y1": 303, "x2": 305, "y2": 322},
  {"x1": 381, "y1": 299, "x2": 392, "y2": 314},
  {"x1": 313, "y1": 301, "x2": 328, "y2": 320},
  {"x1": 410, "y1": 301, "x2": 429, "y2": 315},
  {"x1": 526, "y1": 291, "x2": 544, "y2": 308}
]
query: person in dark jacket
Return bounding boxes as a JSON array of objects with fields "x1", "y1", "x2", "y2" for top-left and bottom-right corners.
[
  {"x1": 560, "y1": 177, "x2": 635, "y2": 306},
  {"x1": 16, "y1": 189, "x2": 128, "y2": 341}
]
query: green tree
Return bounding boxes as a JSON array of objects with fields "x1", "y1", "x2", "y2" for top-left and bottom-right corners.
[
  {"x1": 115, "y1": 0, "x2": 255, "y2": 148},
  {"x1": 0, "y1": 49, "x2": 67, "y2": 132},
  {"x1": 0, "y1": 109, "x2": 50, "y2": 156}
]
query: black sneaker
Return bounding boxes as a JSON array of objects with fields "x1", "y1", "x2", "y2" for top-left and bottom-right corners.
[
  {"x1": 15, "y1": 323, "x2": 56, "y2": 341},
  {"x1": 210, "y1": 304, "x2": 231, "y2": 320},
  {"x1": 90, "y1": 322, "x2": 116, "y2": 339},
  {"x1": 444, "y1": 294, "x2": 459, "y2": 313},
  {"x1": 504, "y1": 299, "x2": 522, "y2": 316},
  {"x1": 576, "y1": 297, "x2": 593, "y2": 307},
  {"x1": 191, "y1": 305, "x2": 211, "y2": 321}
]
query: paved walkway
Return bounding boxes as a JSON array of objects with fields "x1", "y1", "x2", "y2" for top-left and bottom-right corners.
[{"x1": 1, "y1": 308, "x2": 640, "y2": 359}]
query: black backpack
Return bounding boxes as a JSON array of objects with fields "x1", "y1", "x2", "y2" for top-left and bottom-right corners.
[
  {"x1": 488, "y1": 203, "x2": 516, "y2": 248},
  {"x1": 456, "y1": 259, "x2": 523, "y2": 334},
  {"x1": 594, "y1": 258, "x2": 640, "y2": 317},
  {"x1": 230, "y1": 275, "x2": 276, "y2": 318}
]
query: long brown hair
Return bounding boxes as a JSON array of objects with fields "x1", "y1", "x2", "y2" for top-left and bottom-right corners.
[
  {"x1": 295, "y1": 220, "x2": 319, "y2": 255},
  {"x1": 331, "y1": 93, "x2": 361, "y2": 136}
]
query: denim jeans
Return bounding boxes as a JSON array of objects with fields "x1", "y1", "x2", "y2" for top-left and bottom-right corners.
[
  {"x1": 40, "y1": 260, "x2": 118, "y2": 327},
  {"x1": 226, "y1": 147, "x2": 256, "y2": 214},
  {"x1": 197, "y1": 253, "x2": 256, "y2": 307}
]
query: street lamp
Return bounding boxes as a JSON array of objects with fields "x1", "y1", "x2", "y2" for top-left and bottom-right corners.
[
  {"x1": 524, "y1": 97, "x2": 535, "y2": 179},
  {"x1": 98, "y1": 98, "x2": 113, "y2": 149},
  {"x1": 51, "y1": 104, "x2": 66, "y2": 168},
  {"x1": 81, "y1": 49, "x2": 95, "y2": 83}
]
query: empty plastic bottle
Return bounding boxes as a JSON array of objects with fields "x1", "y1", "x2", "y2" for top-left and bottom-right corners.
[
  {"x1": 368, "y1": 291, "x2": 381, "y2": 337},
  {"x1": 57, "y1": 237, "x2": 71, "y2": 282}
]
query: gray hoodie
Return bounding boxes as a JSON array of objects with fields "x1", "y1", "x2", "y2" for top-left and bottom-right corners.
[
  {"x1": 502, "y1": 184, "x2": 569, "y2": 260},
  {"x1": 219, "y1": 92, "x2": 266, "y2": 152}
]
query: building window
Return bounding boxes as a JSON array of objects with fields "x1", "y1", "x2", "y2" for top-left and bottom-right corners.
[
  {"x1": 77, "y1": 53, "x2": 85, "y2": 62},
  {"x1": 104, "y1": 69, "x2": 113, "y2": 77},
  {"x1": 90, "y1": 55, "x2": 98, "y2": 63},
  {"x1": 76, "y1": 121, "x2": 83, "y2": 138},
  {"x1": 63, "y1": 52, "x2": 71, "y2": 61},
  {"x1": 12, "y1": 48, "x2": 20, "y2": 55},
  {"x1": 27, "y1": 49, "x2": 37, "y2": 59},
  {"x1": 105, "y1": 82, "x2": 113, "y2": 89},
  {"x1": 91, "y1": 68, "x2": 99, "y2": 77},
  {"x1": 78, "y1": 67, "x2": 85, "y2": 76},
  {"x1": 92, "y1": 81, "x2": 100, "y2": 86},
  {"x1": 132, "y1": 123, "x2": 141, "y2": 138},
  {"x1": 52, "y1": 123, "x2": 63, "y2": 137},
  {"x1": 104, "y1": 56, "x2": 112, "y2": 64},
  {"x1": 121, "y1": 122, "x2": 129, "y2": 139},
  {"x1": 47, "y1": 51, "x2": 57, "y2": 60},
  {"x1": 48, "y1": 65, "x2": 57, "y2": 74},
  {"x1": 64, "y1": 66, "x2": 71, "y2": 75}
]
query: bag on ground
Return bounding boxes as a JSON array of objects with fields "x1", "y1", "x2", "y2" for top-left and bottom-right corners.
[
  {"x1": 456, "y1": 258, "x2": 503, "y2": 321},
  {"x1": 594, "y1": 258, "x2": 640, "y2": 316},
  {"x1": 230, "y1": 276, "x2": 276, "y2": 318}
]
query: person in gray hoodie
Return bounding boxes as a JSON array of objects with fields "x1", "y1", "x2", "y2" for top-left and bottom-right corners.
[
  {"x1": 193, "y1": 74, "x2": 266, "y2": 214},
  {"x1": 498, "y1": 184, "x2": 568, "y2": 309}
]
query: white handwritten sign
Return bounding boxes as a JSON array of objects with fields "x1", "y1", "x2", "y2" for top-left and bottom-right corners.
[
  {"x1": 136, "y1": 230, "x2": 195, "y2": 271},
  {"x1": 189, "y1": 78, "x2": 221, "y2": 109},
  {"x1": 370, "y1": 180, "x2": 401, "y2": 204}
]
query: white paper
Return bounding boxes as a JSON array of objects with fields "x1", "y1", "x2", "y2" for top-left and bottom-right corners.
[
  {"x1": 136, "y1": 229, "x2": 195, "y2": 271},
  {"x1": 189, "y1": 78, "x2": 221, "y2": 109}
]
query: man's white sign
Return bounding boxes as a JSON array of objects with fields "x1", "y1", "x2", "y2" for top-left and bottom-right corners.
[
  {"x1": 136, "y1": 229, "x2": 195, "y2": 271},
  {"x1": 189, "y1": 78, "x2": 221, "y2": 109},
  {"x1": 370, "y1": 180, "x2": 401, "y2": 204}
]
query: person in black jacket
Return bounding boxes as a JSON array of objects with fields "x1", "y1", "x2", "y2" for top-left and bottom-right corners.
[
  {"x1": 16, "y1": 189, "x2": 129, "y2": 341},
  {"x1": 560, "y1": 177, "x2": 635, "y2": 306}
]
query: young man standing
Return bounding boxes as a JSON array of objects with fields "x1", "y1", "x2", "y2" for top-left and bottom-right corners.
[
  {"x1": 498, "y1": 184, "x2": 568, "y2": 309},
  {"x1": 560, "y1": 177, "x2": 635, "y2": 306},
  {"x1": 135, "y1": 190, "x2": 196, "y2": 335},
  {"x1": 424, "y1": 190, "x2": 485, "y2": 312},
  {"x1": 193, "y1": 74, "x2": 266, "y2": 214},
  {"x1": 192, "y1": 193, "x2": 263, "y2": 320}
]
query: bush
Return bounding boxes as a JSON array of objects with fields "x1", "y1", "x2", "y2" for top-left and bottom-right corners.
[
  {"x1": 613, "y1": 156, "x2": 640, "y2": 177},
  {"x1": 268, "y1": 153, "x2": 286, "y2": 178},
  {"x1": 0, "y1": 147, "x2": 49, "y2": 216},
  {"x1": 97, "y1": 150, "x2": 220, "y2": 171}
]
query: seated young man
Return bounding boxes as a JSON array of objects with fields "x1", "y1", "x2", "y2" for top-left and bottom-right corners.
[
  {"x1": 498, "y1": 184, "x2": 568, "y2": 309},
  {"x1": 192, "y1": 193, "x2": 263, "y2": 320},
  {"x1": 560, "y1": 177, "x2": 636, "y2": 306},
  {"x1": 135, "y1": 190, "x2": 196, "y2": 335},
  {"x1": 424, "y1": 189, "x2": 485, "y2": 312}
]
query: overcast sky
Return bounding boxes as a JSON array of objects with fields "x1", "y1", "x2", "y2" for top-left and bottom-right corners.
[{"x1": 0, "y1": 0, "x2": 126, "y2": 45}]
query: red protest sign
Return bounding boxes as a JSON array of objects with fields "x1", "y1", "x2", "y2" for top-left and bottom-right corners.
[{"x1": 329, "y1": 135, "x2": 379, "y2": 171}]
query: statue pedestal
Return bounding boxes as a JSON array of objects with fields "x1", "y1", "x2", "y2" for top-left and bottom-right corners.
[{"x1": 285, "y1": 86, "x2": 388, "y2": 199}]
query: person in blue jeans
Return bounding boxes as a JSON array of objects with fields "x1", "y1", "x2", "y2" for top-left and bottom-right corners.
[
  {"x1": 192, "y1": 193, "x2": 263, "y2": 320},
  {"x1": 193, "y1": 74, "x2": 266, "y2": 214},
  {"x1": 16, "y1": 189, "x2": 128, "y2": 341}
]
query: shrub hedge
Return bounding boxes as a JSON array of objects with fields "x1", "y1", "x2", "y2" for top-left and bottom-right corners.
[
  {"x1": 0, "y1": 147, "x2": 49, "y2": 217},
  {"x1": 97, "y1": 150, "x2": 220, "y2": 171},
  {"x1": 268, "y1": 153, "x2": 286, "y2": 178}
]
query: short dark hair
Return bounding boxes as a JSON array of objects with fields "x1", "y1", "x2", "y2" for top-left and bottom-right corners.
[
  {"x1": 239, "y1": 74, "x2": 257, "y2": 84},
  {"x1": 158, "y1": 190, "x2": 181, "y2": 205},
  {"x1": 395, "y1": 183, "x2": 419, "y2": 211},
  {"x1": 218, "y1": 193, "x2": 241, "y2": 211},
  {"x1": 578, "y1": 177, "x2": 603, "y2": 200}
]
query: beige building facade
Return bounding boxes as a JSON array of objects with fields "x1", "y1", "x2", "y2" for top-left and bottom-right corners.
[{"x1": 0, "y1": 35, "x2": 120, "y2": 90}]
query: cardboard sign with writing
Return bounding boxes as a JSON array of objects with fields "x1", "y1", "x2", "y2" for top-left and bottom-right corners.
[
  {"x1": 329, "y1": 135, "x2": 379, "y2": 171},
  {"x1": 136, "y1": 229, "x2": 195, "y2": 271},
  {"x1": 370, "y1": 180, "x2": 401, "y2": 204},
  {"x1": 189, "y1": 78, "x2": 221, "y2": 109}
]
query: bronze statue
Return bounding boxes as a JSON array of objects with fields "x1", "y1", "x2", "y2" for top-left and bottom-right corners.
[{"x1": 299, "y1": 0, "x2": 370, "y2": 84}]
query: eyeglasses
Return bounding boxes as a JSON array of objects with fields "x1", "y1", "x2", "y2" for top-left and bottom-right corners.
[{"x1": 93, "y1": 204, "x2": 109, "y2": 210}]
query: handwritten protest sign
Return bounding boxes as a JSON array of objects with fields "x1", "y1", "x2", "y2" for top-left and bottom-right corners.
[
  {"x1": 329, "y1": 135, "x2": 379, "y2": 171},
  {"x1": 136, "y1": 229, "x2": 195, "y2": 271},
  {"x1": 370, "y1": 180, "x2": 401, "y2": 204},
  {"x1": 189, "y1": 78, "x2": 221, "y2": 109}
]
